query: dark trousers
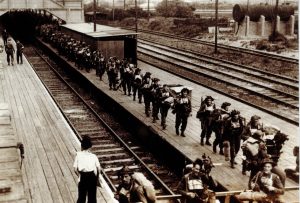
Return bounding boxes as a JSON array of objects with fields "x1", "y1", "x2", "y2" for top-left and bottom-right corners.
[
  {"x1": 200, "y1": 119, "x2": 213, "y2": 140},
  {"x1": 160, "y1": 104, "x2": 170, "y2": 127},
  {"x1": 143, "y1": 94, "x2": 151, "y2": 116},
  {"x1": 6, "y1": 52, "x2": 14, "y2": 65},
  {"x1": 175, "y1": 113, "x2": 188, "y2": 132},
  {"x1": 213, "y1": 131, "x2": 223, "y2": 149},
  {"x1": 152, "y1": 101, "x2": 159, "y2": 120},
  {"x1": 229, "y1": 137, "x2": 241, "y2": 163},
  {"x1": 17, "y1": 51, "x2": 23, "y2": 64},
  {"x1": 132, "y1": 85, "x2": 142, "y2": 102},
  {"x1": 77, "y1": 172, "x2": 97, "y2": 203}
]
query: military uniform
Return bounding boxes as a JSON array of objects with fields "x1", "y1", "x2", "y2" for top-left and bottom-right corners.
[
  {"x1": 174, "y1": 88, "x2": 191, "y2": 137},
  {"x1": 141, "y1": 72, "x2": 152, "y2": 117},
  {"x1": 159, "y1": 85, "x2": 173, "y2": 130}
]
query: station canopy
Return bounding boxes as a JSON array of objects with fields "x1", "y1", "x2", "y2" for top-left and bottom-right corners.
[{"x1": 61, "y1": 23, "x2": 138, "y2": 38}]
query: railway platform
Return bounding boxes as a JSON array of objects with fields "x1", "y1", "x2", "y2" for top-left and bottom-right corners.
[
  {"x1": 37, "y1": 38, "x2": 299, "y2": 202},
  {"x1": 0, "y1": 41, "x2": 115, "y2": 202}
]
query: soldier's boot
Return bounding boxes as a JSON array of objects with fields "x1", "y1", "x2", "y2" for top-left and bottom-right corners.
[
  {"x1": 181, "y1": 131, "x2": 186, "y2": 137},
  {"x1": 219, "y1": 148, "x2": 224, "y2": 155},
  {"x1": 200, "y1": 138, "x2": 204, "y2": 146},
  {"x1": 230, "y1": 161, "x2": 235, "y2": 169},
  {"x1": 162, "y1": 124, "x2": 167, "y2": 130},
  {"x1": 176, "y1": 128, "x2": 179, "y2": 135},
  {"x1": 206, "y1": 139, "x2": 212, "y2": 146},
  {"x1": 133, "y1": 96, "x2": 136, "y2": 101},
  {"x1": 212, "y1": 143, "x2": 217, "y2": 153}
]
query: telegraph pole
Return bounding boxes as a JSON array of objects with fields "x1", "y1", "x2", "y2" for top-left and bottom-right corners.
[
  {"x1": 113, "y1": 0, "x2": 115, "y2": 21},
  {"x1": 124, "y1": 0, "x2": 126, "y2": 10},
  {"x1": 272, "y1": 0, "x2": 279, "y2": 38},
  {"x1": 135, "y1": 0, "x2": 138, "y2": 33},
  {"x1": 147, "y1": 0, "x2": 150, "y2": 21},
  {"x1": 214, "y1": 0, "x2": 219, "y2": 53},
  {"x1": 93, "y1": 0, "x2": 96, "y2": 32}
]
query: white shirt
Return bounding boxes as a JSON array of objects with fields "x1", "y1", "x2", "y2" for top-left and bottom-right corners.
[{"x1": 73, "y1": 150, "x2": 100, "y2": 175}]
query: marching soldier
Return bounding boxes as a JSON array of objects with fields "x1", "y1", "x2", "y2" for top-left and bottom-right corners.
[
  {"x1": 197, "y1": 96, "x2": 216, "y2": 146},
  {"x1": 223, "y1": 110, "x2": 245, "y2": 168},
  {"x1": 132, "y1": 68, "x2": 143, "y2": 103},
  {"x1": 212, "y1": 102, "x2": 231, "y2": 155},
  {"x1": 141, "y1": 72, "x2": 152, "y2": 117},
  {"x1": 150, "y1": 78, "x2": 161, "y2": 123},
  {"x1": 159, "y1": 85, "x2": 174, "y2": 130},
  {"x1": 124, "y1": 63, "x2": 134, "y2": 96},
  {"x1": 173, "y1": 88, "x2": 192, "y2": 137},
  {"x1": 98, "y1": 54, "x2": 106, "y2": 81},
  {"x1": 83, "y1": 48, "x2": 92, "y2": 72}
]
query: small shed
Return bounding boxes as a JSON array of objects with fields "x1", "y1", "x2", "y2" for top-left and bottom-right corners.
[{"x1": 61, "y1": 23, "x2": 138, "y2": 63}]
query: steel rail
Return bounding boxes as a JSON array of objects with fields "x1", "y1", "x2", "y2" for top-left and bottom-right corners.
[
  {"x1": 126, "y1": 27, "x2": 299, "y2": 65},
  {"x1": 139, "y1": 38, "x2": 298, "y2": 89},
  {"x1": 25, "y1": 46, "x2": 176, "y2": 196},
  {"x1": 137, "y1": 55, "x2": 298, "y2": 126},
  {"x1": 138, "y1": 47, "x2": 299, "y2": 110},
  {"x1": 26, "y1": 48, "x2": 117, "y2": 192}
]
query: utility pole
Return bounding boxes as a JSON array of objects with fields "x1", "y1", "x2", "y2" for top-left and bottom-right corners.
[
  {"x1": 124, "y1": 0, "x2": 126, "y2": 10},
  {"x1": 147, "y1": 0, "x2": 150, "y2": 21},
  {"x1": 113, "y1": 0, "x2": 115, "y2": 21},
  {"x1": 272, "y1": 0, "x2": 279, "y2": 38},
  {"x1": 214, "y1": 0, "x2": 218, "y2": 54},
  {"x1": 93, "y1": 0, "x2": 96, "y2": 32},
  {"x1": 166, "y1": 0, "x2": 168, "y2": 17},
  {"x1": 135, "y1": 0, "x2": 138, "y2": 33}
]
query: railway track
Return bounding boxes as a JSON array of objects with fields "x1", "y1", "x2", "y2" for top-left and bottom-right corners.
[
  {"x1": 137, "y1": 40, "x2": 299, "y2": 125},
  {"x1": 23, "y1": 46, "x2": 181, "y2": 199},
  {"x1": 127, "y1": 27, "x2": 298, "y2": 65}
]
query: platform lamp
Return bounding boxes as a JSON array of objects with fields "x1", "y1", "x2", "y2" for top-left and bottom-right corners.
[{"x1": 214, "y1": 0, "x2": 219, "y2": 54}]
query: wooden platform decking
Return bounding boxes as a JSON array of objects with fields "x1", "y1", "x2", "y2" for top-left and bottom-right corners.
[
  {"x1": 0, "y1": 102, "x2": 26, "y2": 203},
  {"x1": 39, "y1": 39, "x2": 299, "y2": 202},
  {"x1": 0, "y1": 43, "x2": 114, "y2": 203}
]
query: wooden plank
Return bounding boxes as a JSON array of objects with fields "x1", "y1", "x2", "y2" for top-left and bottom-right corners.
[
  {"x1": 18, "y1": 50, "x2": 112, "y2": 202},
  {"x1": 4, "y1": 63, "x2": 49, "y2": 203},
  {"x1": 11, "y1": 61, "x2": 64, "y2": 203}
]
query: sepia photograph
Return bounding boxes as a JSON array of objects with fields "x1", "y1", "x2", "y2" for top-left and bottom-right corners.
[{"x1": 0, "y1": 0, "x2": 298, "y2": 202}]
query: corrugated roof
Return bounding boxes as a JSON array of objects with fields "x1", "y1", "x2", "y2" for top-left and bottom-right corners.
[{"x1": 61, "y1": 23, "x2": 138, "y2": 38}]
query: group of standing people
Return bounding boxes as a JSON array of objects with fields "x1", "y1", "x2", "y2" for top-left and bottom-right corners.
[
  {"x1": 36, "y1": 22, "x2": 293, "y2": 203},
  {"x1": 2, "y1": 29, "x2": 24, "y2": 66}
]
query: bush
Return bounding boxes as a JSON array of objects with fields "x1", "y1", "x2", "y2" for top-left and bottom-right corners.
[
  {"x1": 156, "y1": 0, "x2": 194, "y2": 18},
  {"x1": 149, "y1": 21, "x2": 162, "y2": 30}
]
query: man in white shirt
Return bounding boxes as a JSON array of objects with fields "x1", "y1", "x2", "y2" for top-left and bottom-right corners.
[{"x1": 74, "y1": 135, "x2": 101, "y2": 203}]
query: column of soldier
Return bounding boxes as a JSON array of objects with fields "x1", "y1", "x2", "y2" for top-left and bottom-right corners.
[{"x1": 39, "y1": 23, "x2": 294, "y2": 179}]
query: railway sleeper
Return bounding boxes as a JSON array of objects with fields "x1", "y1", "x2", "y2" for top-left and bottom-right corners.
[
  {"x1": 97, "y1": 153, "x2": 130, "y2": 160},
  {"x1": 92, "y1": 143, "x2": 120, "y2": 149},
  {"x1": 104, "y1": 165, "x2": 140, "y2": 173},
  {"x1": 101, "y1": 159, "x2": 136, "y2": 167},
  {"x1": 93, "y1": 139, "x2": 117, "y2": 145},
  {"x1": 76, "y1": 127, "x2": 105, "y2": 133},
  {"x1": 88, "y1": 133, "x2": 110, "y2": 139},
  {"x1": 93, "y1": 147, "x2": 125, "y2": 154}
]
